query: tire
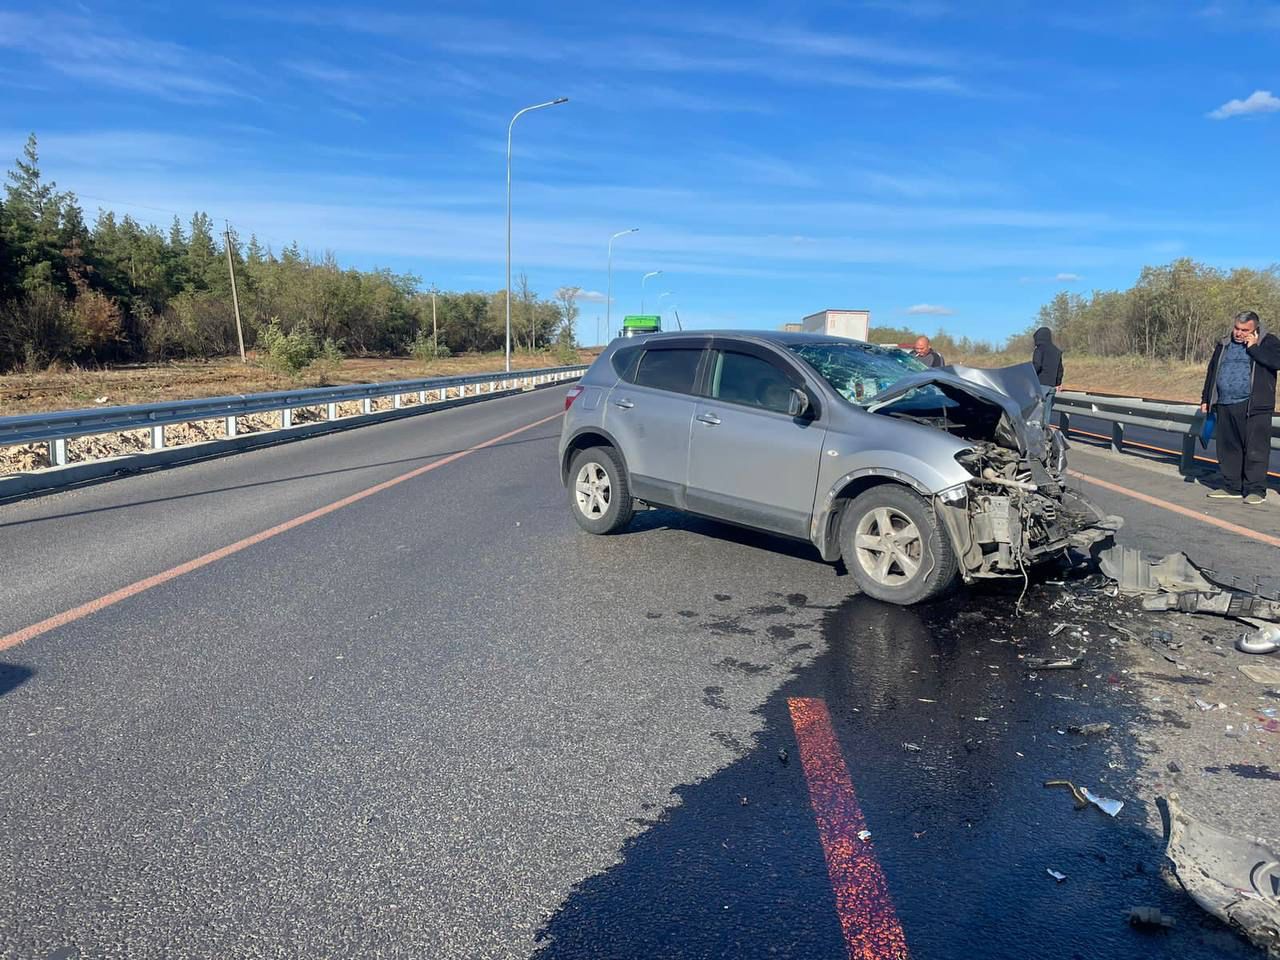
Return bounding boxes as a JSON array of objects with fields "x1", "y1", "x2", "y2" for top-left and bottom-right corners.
[
  {"x1": 567, "y1": 446, "x2": 635, "y2": 535},
  {"x1": 839, "y1": 484, "x2": 958, "y2": 605}
]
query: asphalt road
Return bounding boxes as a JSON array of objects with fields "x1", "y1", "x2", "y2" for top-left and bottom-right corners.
[{"x1": 1, "y1": 388, "x2": 1274, "y2": 959}]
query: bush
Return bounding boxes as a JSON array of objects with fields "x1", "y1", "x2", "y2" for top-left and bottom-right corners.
[
  {"x1": 409, "y1": 329, "x2": 451, "y2": 364},
  {"x1": 259, "y1": 319, "x2": 320, "y2": 377},
  {"x1": 307, "y1": 337, "x2": 345, "y2": 384},
  {"x1": 554, "y1": 327, "x2": 578, "y2": 365}
]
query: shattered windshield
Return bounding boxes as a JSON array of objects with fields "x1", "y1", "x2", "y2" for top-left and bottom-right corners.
[{"x1": 787, "y1": 342, "x2": 934, "y2": 406}]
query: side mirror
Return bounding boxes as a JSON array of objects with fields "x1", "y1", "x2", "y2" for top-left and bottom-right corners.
[{"x1": 788, "y1": 387, "x2": 812, "y2": 419}]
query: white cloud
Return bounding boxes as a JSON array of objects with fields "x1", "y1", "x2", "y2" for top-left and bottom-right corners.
[
  {"x1": 1208, "y1": 89, "x2": 1280, "y2": 119},
  {"x1": 1055, "y1": 272, "x2": 1081, "y2": 281},
  {"x1": 578, "y1": 290, "x2": 608, "y2": 303},
  {"x1": 906, "y1": 303, "x2": 955, "y2": 315}
]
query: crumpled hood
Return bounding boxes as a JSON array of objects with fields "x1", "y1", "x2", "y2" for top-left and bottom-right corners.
[{"x1": 867, "y1": 362, "x2": 1049, "y2": 458}]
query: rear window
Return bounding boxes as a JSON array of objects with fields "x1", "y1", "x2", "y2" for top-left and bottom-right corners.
[
  {"x1": 633, "y1": 348, "x2": 702, "y2": 394},
  {"x1": 611, "y1": 346, "x2": 642, "y2": 382}
]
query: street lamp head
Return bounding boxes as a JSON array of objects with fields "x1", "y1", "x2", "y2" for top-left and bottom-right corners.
[{"x1": 553, "y1": 97, "x2": 569, "y2": 104}]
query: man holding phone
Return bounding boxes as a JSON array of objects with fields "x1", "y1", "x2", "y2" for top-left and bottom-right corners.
[{"x1": 1200, "y1": 310, "x2": 1280, "y2": 504}]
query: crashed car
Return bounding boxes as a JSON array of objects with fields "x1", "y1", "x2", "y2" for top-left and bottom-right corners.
[{"x1": 558, "y1": 331, "x2": 1116, "y2": 604}]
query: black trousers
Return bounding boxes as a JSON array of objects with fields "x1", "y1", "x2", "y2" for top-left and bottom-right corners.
[{"x1": 1215, "y1": 401, "x2": 1272, "y2": 496}]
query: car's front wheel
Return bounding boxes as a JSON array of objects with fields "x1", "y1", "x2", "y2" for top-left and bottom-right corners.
[
  {"x1": 839, "y1": 485, "x2": 958, "y2": 604},
  {"x1": 567, "y1": 446, "x2": 635, "y2": 535}
]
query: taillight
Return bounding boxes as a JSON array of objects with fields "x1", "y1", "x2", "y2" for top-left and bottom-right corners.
[{"x1": 564, "y1": 386, "x2": 584, "y2": 411}]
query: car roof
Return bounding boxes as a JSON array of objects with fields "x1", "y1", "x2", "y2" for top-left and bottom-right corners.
[{"x1": 620, "y1": 330, "x2": 880, "y2": 348}]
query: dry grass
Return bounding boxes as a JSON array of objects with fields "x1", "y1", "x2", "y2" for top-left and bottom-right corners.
[
  {"x1": 0, "y1": 349, "x2": 598, "y2": 417},
  {"x1": 0, "y1": 349, "x2": 597, "y2": 475},
  {"x1": 951, "y1": 352, "x2": 1212, "y2": 403}
]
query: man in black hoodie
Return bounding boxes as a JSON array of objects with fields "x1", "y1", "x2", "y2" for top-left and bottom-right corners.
[
  {"x1": 1200, "y1": 310, "x2": 1280, "y2": 505},
  {"x1": 1032, "y1": 327, "x2": 1064, "y2": 390}
]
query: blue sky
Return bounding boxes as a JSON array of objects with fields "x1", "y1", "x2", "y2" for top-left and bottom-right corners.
[{"x1": 2, "y1": 1, "x2": 1279, "y2": 344}]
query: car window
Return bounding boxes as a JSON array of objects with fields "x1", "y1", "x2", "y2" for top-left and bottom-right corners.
[
  {"x1": 633, "y1": 348, "x2": 702, "y2": 394},
  {"x1": 710, "y1": 351, "x2": 795, "y2": 414},
  {"x1": 788, "y1": 341, "x2": 937, "y2": 406},
  {"x1": 611, "y1": 346, "x2": 642, "y2": 382}
]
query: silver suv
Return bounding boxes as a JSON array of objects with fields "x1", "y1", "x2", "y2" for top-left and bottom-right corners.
[{"x1": 558, "y1": 332, "x2": 1114, "y2": 604}]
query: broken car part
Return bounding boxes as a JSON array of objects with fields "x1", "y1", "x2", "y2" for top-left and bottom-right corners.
[
  {"x1": 1025, "y1": 656, "x2": 1084, "y2": 671},
  {"x1": 1238, "y1": 622, "x2": 1280, "y2": 656},
  {"x1": 1163, "y1": 792, "x2": 1280, "y2": 954}
]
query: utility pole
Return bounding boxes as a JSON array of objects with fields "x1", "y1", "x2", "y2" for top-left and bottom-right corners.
[
  {"x1": 595, "y1": 314, "x2": 600, "y2": 347},
  {"x1": 225, "y1": 221, "x2": 246, "y2": 363},
  {"x1": 431, "y1": 283, "x2": 438, "y2": 354}
]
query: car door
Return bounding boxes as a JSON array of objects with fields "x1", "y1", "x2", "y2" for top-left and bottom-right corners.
[
  {"x1": 604, "y1": 342, "x2": 708, "y2": 507},
  {"x1": 685, "y1": 343, "x2": 826, "y2": 539}
]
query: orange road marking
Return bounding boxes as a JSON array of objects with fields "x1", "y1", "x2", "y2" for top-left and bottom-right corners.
[
  {"x1": 1068, "y1": 469, "x2": 1280, "y2": 548},
  {"x1": 1, "y1": 412, "x2": 563, "y2": 652},
  {"x1": 788, "y1": 697, "x2": 911, "y2": 960}
]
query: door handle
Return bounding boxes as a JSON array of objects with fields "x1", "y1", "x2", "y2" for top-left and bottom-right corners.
[
  {"x1": 613, "y1": 398, "x2": 635, "y2": 409},
  {"x1": 696, "y1": 412, "x2": 721, "y2": 425}
]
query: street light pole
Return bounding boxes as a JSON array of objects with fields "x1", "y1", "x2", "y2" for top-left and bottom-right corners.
[
  {"x1": 641, "y1": 270, "x2": 662, "y2": 314},
  {"x1": 506, "y1": 96, "x2": 568, "y2": 373},
  {"x1": 607, "y1": 228, "x2": 638, "y2": 340}
]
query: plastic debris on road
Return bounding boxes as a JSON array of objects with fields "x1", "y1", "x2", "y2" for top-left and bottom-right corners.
[
  {"x1": 1068, "y1": 722, "x2": 1112, "y2": 736},
  {"x1": 1238, "y1": 663, "x2": 1280, "y2": 686},
  {"x1": 1044, "y1": 779, "x2": 1089, "y2": 809},
  {"x1": 1238, "y1": 622, "x2": 1280, "y2": 656},
  {"x1": 1047, "y1": 868, "x2": 1067, "y2": 882},
  {"x1": 1025, "y1": 655, "x2": 1084, "y2": 670},
  {"x1": 1080, "y1": 787, "x2": 1123, "y2": 817},
  {"x1": 1163, "y1": 792, "x2": 1280, "y2": 955},
  {"x1": 857, "y1": 830, "x2": 872, "y2": 842},
  {"x1": 1128, "y1": 907, "x2": 1175, "y2": 929}
]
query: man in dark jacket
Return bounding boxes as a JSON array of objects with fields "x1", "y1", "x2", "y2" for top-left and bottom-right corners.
[
  {"x1": 914, "y1": 336, "x2": 945, "y2": 368},
  {"x1": 1032, "y1": 327, "x2": 1064, "y2": 388},
  {"x1": 1200, "y1": 310, "x2": 1280, "y2": 504}
]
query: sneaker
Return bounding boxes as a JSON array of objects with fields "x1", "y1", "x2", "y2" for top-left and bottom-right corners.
[
  {"x1": 1244, "y1": 493, "x2": 1267, "y2": 505},
  {"x1": 1206, "y1": 490, "x2": 1243, "y2": 499}
]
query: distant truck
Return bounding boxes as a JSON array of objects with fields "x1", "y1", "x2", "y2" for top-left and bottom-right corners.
[
  {"x1": 800, "y1": 309, "x2": 870, "y2": 342},
  {"x1": 620, "y1": 315, "x2": 661, "y2": 338}
]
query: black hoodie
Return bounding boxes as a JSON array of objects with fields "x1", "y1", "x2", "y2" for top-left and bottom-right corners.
[{"x1": 1032, "y1": 327, "x2": 1063, "y2": 387}]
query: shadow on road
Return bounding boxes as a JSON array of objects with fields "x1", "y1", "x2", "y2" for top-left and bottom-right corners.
[
  {"x1": 0, "y1": 662, "x2": 33, "y2": 698},
  {"x1": 532, "y1": 579, "x2": 1252, "y2": 960},
  {"x1": 620, "y1": 506, "x2": 848, "y2": 571}
]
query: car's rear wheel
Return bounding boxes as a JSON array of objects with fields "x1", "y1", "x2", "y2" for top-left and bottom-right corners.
[
  {"x1": 839, "y1": 485, "x2": 958, "y2": 604},
  {"x1": 568, "y1": 446, "x2": 634, "y2": 535}
]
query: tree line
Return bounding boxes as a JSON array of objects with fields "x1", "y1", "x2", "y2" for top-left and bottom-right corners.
[
  {"x1": 0, "y1": 134, "x2": 578, "y2": 374},
  {"x1": 874, "y1": 259, "x2": 1280, "y2": 363}
]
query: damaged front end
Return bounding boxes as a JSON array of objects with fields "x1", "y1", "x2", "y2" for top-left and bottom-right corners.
[{"x1": 869, "y1": 363, "x2": 1120, "y2": 583}]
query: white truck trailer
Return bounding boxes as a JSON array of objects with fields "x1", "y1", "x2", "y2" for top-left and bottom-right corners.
[{"x1": 800, "y1": 309, "x2": 870, "y2": 341}]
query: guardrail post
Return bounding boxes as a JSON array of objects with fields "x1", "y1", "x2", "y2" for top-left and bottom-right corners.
[
  {"x1": 362, "y1": 398, "x2": 372, "y2": 415},
  {"x1": 1180, "y1": 433, "x2": 1196, "y2": 474},
  {"x1": 419, "y1": 389, "x2": 426, "y2": 404},
  {"x1": 225, "y1": 415, "x2": 238, "y2": 438},
  {"x1": 394, "y1": 393, "x2": 402, "y2": 409},
  {"x1": 281, "y1": 407, "x2": 293, "y2": 429},
  {"x1": 1111, "y1": 421, "x2": 1124, "y2": 453},
  {"x1": 49, "y1": 437, "x2": 67, "y2": 467},
  {"x1": 150, "y1": 425, "x2": 164, "y2": 450},
  {"x1": 327, "y1": 402, "x2": 338, "y2": 420}
]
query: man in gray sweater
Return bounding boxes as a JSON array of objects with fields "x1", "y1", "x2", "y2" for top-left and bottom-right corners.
[{"x1": 1200, "y1": 310, "x2": 1280, "y2": 504}]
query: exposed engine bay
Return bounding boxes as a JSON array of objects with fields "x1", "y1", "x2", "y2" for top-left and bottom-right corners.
[{"x1": 871, "y1": 367, "x2": 1120, "y2": 582}]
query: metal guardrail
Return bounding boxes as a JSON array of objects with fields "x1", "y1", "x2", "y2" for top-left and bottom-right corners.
[
  {"x1": 0, "y1": 364, "x2": 587, "y2": 468},
  {"x1": 1054, "y1": 389, "x2": 1280, "y2": 473}
]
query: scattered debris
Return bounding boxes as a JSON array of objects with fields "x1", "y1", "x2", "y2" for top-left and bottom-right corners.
[
  {"x1": 917, "y1": 698, "x2": 936, "y2": 703},
  {"x1": 1097, "y1": 546, "x2": 1280, "y2": 620},
  {"x1": 857, "y1": 830, "x2": 872, "y2": 841},
  {"x1": 1163, "y1": 792, "x2": 1280, "y2": 954},
  {"x1": 777, "y1": 748, "x2": 788, "y2": 764},
  {"x1": 1081, "y1": 787, "x2": 1124, "y2": 817},
  {"x1": 1128, "y1": 907, "x2": 1175, "y2": 929},
  {"x1": 973, "y1": 716, "x2": 990, "y2": 722},
  {"x1": 1238, "y1": 663, "x2": 1280, "y2": 686},
  {"x1": 1049, "y1": 622, "x2": 1070, "y2": 637},
  {"x1": 1044, "y1": 779, "x2": 1090, "y2": 809},
  {"x1": 1166, "y1": 761, "x2": 1182, "y2": 774},
  {"x1": 1025, "y1": 655, "x2": 1084, "y2": 670},
  {"x1": 1238, "y1": 622, "x2": 1280, "y2": 656},
  {"x1": 1047, "y1": 868, "x2": 1067, "y2": 882},
  {"x1": 740, "y1": 796, "x2": 749, "y2": 806},
  {"x1": 903, "y1": 742, "x2": 922, "y2": 752},
  {"x1": 1068, "y1": 722, "x2": 1112, "y2": 737}
]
